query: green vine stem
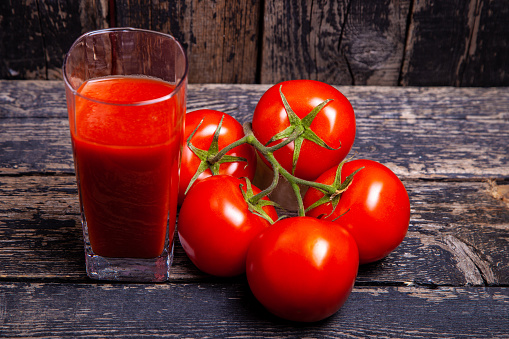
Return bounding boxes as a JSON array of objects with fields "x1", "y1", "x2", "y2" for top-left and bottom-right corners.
[
  {"x1": 209, "y1": 122, "x2": 339, "y2": 217},
  {"x1": 187, "y1": 87, "x2": 357, "y2": 221}
]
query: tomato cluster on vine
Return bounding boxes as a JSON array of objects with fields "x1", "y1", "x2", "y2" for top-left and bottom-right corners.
[{"x1": 177, "y1": 80, "x2": 410, "y2": 323}]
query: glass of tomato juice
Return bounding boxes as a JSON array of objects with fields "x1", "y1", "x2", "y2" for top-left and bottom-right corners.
[{"x1": 63, "y1": 28, "x2": 188, "y2": 281}]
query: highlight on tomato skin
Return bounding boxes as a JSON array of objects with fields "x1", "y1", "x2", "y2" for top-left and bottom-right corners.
[
  {"x1": 178, "y1": 109, "x2": 257, "y2": 205},
  {"x1": 251, "y1": 80, "x2": 356, "y2": 181},
  {"x1": 245, "y1": 216, "x2": 359, "y2": 323},
  {"x1": 303, "y1": 159, "x2": 411, "y2": 265},
  {"x1": 177, "y1": 175, "x2": 278, "y2": 277}
]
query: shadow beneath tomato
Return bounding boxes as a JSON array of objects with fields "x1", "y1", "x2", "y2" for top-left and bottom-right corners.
[
  {"x1": 233, "y1": 278, "x2": 345, "y2": 331},
  {"x1": 358, "y1": 259, "x2": 386, "y2": 274}
]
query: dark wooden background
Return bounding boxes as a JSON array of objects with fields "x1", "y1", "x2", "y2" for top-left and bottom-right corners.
[{"x1": 1, "y1": 0, "x2": 508, "y2": 86}]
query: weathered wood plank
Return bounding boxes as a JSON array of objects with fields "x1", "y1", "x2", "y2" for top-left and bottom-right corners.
[
  {"x1": 261, "y1": 0, "x2": 351, "y2": 84},
  {"x1": 1, "y1": 176, "x2": 508, "y2": 285},
  {"x1": 0, "y1": 0, "x2": 46, "y2": 79},
  {"x1": 341, "y1": 0, "x2": 411, "y2": 85},
  {"x1": 0, "y1": 0, "x2": 109, "y2": 80},
  {"x1": 36, "y1": 0, "x2": 110, "y2": 80},
  {"x1": 115, "y1": 0, "x2": 261, "y2": 83},
  {"x1": 459, "y1": 0, "x2": 509, "y2": 86},
  {"x1": 399, "y1": 0, "x2": 509, "y2": 86},
  {"x1": 2, "y1": 1, "x2": 509, "y2": 86},
  {"x1": 260, "y1": 0, "x2": 412, "y2": 85},
  {"x1": 400, "y1": 0, "x2": 472, "y2": 85},
  {"x1": 1, "y1": 282, "x2": 508, "y2": 337},
  {"x1": 1, "y1": 82, "x2": 508, "y2": 178}
]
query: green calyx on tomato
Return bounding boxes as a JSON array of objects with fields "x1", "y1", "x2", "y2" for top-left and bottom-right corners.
[
  {"x1": 267, "y1": 86, "x2": 338, "y2": 175},
  {"x1": 303, "y1": 159, "x2": 410, "y2": 264},
  {"x1": 304, "y1": 157, "x2": 364, "y2": 220},
  {"x1": 185, "y1": 114, "x2": 249, "y2": 194},
  {"x1": 181, "y1": 82, "x2": 357, "y2": 218},
  {"x1": 178, "y1": 175, "x2": 278, "y2": 277},
  {"x1": 252, "y1": 80, "x2": 356, "y2": 181},
  {"x1": 238, "y1": 122, "x2": 345, "y2": 218},
  {"x1": 240, "y1": 178, "x2": 279, "y2": 224},
  {"x1": 201, "y1": 121, "x2": 359, "y2": 218}
]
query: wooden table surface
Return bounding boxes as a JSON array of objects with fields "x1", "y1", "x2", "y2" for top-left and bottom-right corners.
[{"x1": 1, "y1": 81, "x2": 508, "y2": 337}]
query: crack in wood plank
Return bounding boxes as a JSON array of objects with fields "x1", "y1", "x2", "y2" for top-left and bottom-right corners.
[{"x1": 442, "y1": 234, "x2": 496, "y2": 286}]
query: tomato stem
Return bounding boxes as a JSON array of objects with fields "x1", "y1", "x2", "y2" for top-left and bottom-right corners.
[
  {"x1": 238, "y1": 123, "x2": 338, "y2": 215},
  {"x1": 189, "y1": 95, "x2": 353, "y2": 218}
]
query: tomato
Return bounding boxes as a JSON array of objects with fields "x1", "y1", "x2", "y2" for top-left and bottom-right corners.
[
  {"x1": 246, "y1": 216, "x2": 358, "y2": 322},
  {"x1": 179, "y1": 109, "x2": 256, "y2": 205},
  {"x1": 178, "y1": 175, "x2": 278, "y2": 277},
  {"x1": 303, "y1": 159, "x2": 410, "y2": 264},
  {"x1": 251, "y1": 80, "x2": 355, "y2": 180}
]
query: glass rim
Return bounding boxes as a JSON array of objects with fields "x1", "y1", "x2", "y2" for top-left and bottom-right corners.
[{"x1": 62, "y1": 27, "x2": 188, "y2": 107}]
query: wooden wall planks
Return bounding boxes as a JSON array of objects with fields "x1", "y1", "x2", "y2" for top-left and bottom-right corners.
[
  {"x1": 0, "y1": 0, "x2": 109, "y2": 80},
  {"x1": 401, "y1": 0, "x2": 509, "y2": 87},
  {"x1": 0, "y1": 0, "x2": 508, "y2": 85},
  {"x1": 115, "y1": 0, "x2": 261, "y2": 83}
]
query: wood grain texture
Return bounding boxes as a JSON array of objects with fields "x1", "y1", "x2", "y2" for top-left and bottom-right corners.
[
  {"x1": 400, "y1": 0, "x2": 471, "y2": 85},
  {"x1": 115, "y1": 0, "x2": 260, "y2": 83},
  {"x1": 1, "y1": 282, "x2": 508, "y2": 337},
  {"x1": 400, "y1": 0, "x2": 509, "y2": 86},
  {"x1": 0, "y1": 0, "x2": 109, "y2": 80},
  {"x1": 0, "y1": 0, "x2": 46, "y2": 79},
  {"x1": 1, "y1": 175, "x2": 508, "y2": 285},
  {"x1": 1, "y1": 0, "x2": 508, "y2": 85},
  {"x1": 341, "y1": 0, "x2": 411, "y2": 85},
  {"x1": 1, "y1": 82, "x2": 508, "y2": 178},
  {"x1": 261, "y1": 0, "x2": 351, "y2": 84},
  {"x1": 261, "y1": 0, "x2": 411, "y2": 85},
  {"x1": 459, "y1": 0, "x2": 509, "y2": 86},
  {"x1": 1, "y1": 81, "x2": 509, "y2": 337}
]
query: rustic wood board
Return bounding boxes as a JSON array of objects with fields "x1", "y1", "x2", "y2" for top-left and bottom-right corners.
[
  {"x1": 261, "y1": 0, "x2": 411, "y2": 85},
  {"x1": 0, "y1": 0, "x2": 46, "y2": 79},
  {"x1": 1, "y1": 282, "x2": 508, "y2": 338},
  {"x1": 0, "y1": 0, "x2": 109, "y2": 80},
  {"x1": 459, "y1": 0, "x2": 509, "y2": 86},
  {"x1": 401, "y1": 0, "x2": 509, "y2": 86},
  {"x1": 1, "y1": 82, "x2": 508, "y2": 178},
  {"x1": 341, "y1": 0, "x2": 411, "y2": 86},
  {"x1": 1, "y1": 175, "x2": 508, "y2": 285},
  {"x1": 260, "y1": 0, "x2": 352, "y2": 84},
  {"x1": 2, "y1": 0, "x2": 508, "y2": 86},
  {"x1": 1, "y1": 80, "x2": 508, "y2": 337},
  {"x1": 115, "y1": 0, "x2": 261, "y2": 83}
]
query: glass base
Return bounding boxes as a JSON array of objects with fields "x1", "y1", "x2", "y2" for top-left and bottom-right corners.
[
  {"x1": 81, "y1": 215, "x2": 174, "y2": 282},
  {"x1": 84, "y1": 243, "x2": 173, "y2": 282}
]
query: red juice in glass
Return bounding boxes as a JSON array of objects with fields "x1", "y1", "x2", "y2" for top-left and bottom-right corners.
[
  {"x1": 72, "y1": 76, "x2": 183, "y2": 259},
  {"x1": 64, "y1": 28, "x2": 187, "y2": 281}
]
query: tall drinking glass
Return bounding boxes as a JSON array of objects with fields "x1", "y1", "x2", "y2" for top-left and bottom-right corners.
[{"x1": 63, "y1": 28, "x2": 188, "y2": 282}]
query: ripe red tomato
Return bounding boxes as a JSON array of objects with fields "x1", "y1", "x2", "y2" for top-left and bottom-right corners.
[
  {"x1": 303, "y1": 159, "x2": 410, "y2": 264},
  {"x1": 251, "y1": 80, "x2": 355, "y2": 180},
  {"x1": 179, "y1": 109, "x2": 256, "y2": 205},
  {"x1": 178, "y1": 175, "x2": 278, "y2": 277},
  {"x1": 246, "y1": 216, "x2": 359, "y2": 322}
]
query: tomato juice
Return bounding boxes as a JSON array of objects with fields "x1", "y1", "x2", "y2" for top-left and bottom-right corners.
[{"x1": 70, "y1": 76, "x2": 184, "y2": 258}]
